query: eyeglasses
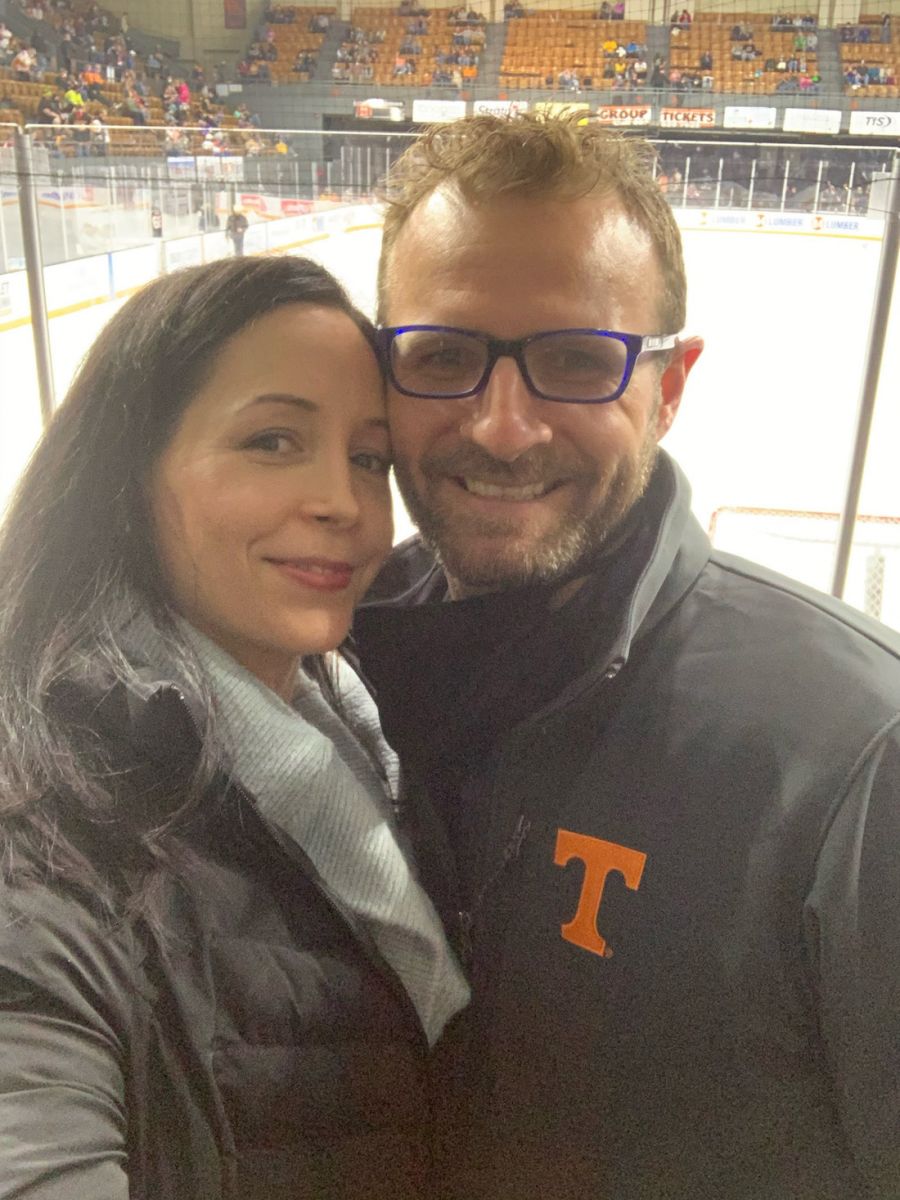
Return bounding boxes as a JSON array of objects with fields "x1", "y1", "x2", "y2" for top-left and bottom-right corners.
[{"x1": 378, "y1": 325, "x2": 679, "y2": 405}]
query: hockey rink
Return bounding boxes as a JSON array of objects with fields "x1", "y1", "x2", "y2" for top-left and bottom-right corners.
[{"x1": 2, "y1": 213, "x2": 899, "y2": 623}]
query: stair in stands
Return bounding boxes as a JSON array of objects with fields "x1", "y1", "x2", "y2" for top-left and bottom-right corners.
[
  {"x1": 477, "y1": 21, "x2": 508, "y2": 93},
  {"x1": 313, "y1": 20, "x2": 348, "y2": 84},
  {"x1": 812, "y1": 27, "x2": 844, "y2": 97},
  {"x1": 645, "y1": 23, "x2": 672, "y2": 80}
]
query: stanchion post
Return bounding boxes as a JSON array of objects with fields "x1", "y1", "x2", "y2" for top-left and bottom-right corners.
[
  {"x1": 831, "y1": 156, "x2": 900, "y2": 599},
  {"x1": 14, "y1": 127, "x2": 55, "y2": 425}
]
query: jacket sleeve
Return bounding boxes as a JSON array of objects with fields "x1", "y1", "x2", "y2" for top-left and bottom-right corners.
[
  {"x1": 804, "y1": 718, "x2": 900, "y2": 1196},
  {"x1": 0, "y1": 883, "x2": 134, "y2": 1200}
]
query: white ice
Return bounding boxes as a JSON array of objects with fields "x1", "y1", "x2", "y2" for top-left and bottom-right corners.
[{"x1": 2, "y1": 218, "x2": 899, "y2": 625}]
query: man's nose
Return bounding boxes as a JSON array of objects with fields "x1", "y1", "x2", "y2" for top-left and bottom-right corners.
[{"x1": 460, "y1": 356, "x2": 553, "y2": 462}]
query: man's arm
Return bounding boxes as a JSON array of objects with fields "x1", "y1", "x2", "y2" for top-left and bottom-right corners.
[
  {"x1": 805, "y1": 720, "x2": 900, "y2": 1195},
  {"x1": 0, "y1": 886, "x2": 132, "y2": 1199}
]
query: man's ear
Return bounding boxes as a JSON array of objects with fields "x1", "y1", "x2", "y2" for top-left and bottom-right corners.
[{"x1": 656, "y1": 336, "x2": 703, "y2": 440}]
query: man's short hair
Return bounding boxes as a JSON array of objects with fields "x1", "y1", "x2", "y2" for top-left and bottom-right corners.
[{"x1": 378, "y1": 113, "x2": 687, "y2": 334}]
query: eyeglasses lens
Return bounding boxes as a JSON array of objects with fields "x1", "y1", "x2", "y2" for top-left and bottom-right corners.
[
  {"x1": 389, "y1": 329, "x2": 628, "y2": 402},
  {"x1": 390, "y1": 329, "x2": 487, "y2": 397},
  {"x1": 527, "y1": 333, "x2": 627, "y2": 401}
]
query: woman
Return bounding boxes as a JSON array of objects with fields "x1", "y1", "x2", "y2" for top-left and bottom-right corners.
[{"x1": 0, "y1": 257, "x2": 469, "y2": 1199}]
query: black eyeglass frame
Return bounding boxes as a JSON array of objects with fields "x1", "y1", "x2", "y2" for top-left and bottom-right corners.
[{"x1": 377, "y1": 324, "x2": 679, "y2": 405}]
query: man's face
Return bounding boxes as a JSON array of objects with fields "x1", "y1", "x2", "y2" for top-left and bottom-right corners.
[{"x1": 382, "y1": 187, "x2": 701, "y2": 597}]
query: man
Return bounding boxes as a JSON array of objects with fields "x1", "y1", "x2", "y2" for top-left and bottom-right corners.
[
  {"x1": 225, "y1": 204, "x2": 248, "y2": 256},
  {"x1": 354, "y1": 115, "x2": 900, "y2": 1199}
]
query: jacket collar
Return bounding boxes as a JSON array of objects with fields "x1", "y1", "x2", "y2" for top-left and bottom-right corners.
[
  {"x1": 361, "y1": 449, "x2": 709, "y2": 686},
  {"x1": 353, "y1": 452, "x2": 711, "y2": 774}
]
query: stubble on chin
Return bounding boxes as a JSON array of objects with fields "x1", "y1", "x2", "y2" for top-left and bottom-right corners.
[{"x1": 393, "y1": 433, "x2": 660, "y2": 596}]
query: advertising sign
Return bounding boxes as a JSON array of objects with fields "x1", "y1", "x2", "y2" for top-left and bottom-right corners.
[
  {"x1": 723, "y1": 105, "x2": 777, "y2": 130},
  {"x1": 660, "y1": 107, "x2": 715, "y2": 128},
  {"x1": 412, "y1": 99, "x2": 467, "y2": 123},
  {"x1": 355, "y1": 98, "x2": 405, "y2": 121},
  {"x1": 473, "y1": 99, "x2": 529, "y2": 117},
  {"x1": 595, "y1": 105, "x2": 652, "y2": 126},
  {"x1": 848, "y1": 110, "x2": 900, "y2": 137},
  {"x1": 782, "y1": 108, "x2": 842, "y2": 134},
  {"x1": 533, "y1": 102, "x2": 591, "y2": 120},
  {"x1": 224, "y1": 0, "x2": 246, "y2": 29}
]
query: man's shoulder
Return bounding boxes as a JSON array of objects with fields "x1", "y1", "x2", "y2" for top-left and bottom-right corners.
[
  {"x1": 365, "y1": 535, "x2": 443, "y2": 605},
  {"x1": 702, "y1": 547, "x2": 900, "y2": 665}
]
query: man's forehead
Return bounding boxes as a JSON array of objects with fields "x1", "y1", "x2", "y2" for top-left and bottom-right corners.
[{"x1": 385, "y1": 185, "x2": 658, "y2": 303}]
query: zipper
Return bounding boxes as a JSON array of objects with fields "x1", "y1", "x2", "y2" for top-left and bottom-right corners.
[{"x1": 457, "y1": 811, "x2": 532, "y2": 967}]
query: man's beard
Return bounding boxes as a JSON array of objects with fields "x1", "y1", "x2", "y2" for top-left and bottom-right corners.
[{"x1": 392, "y1": 421, "x2": 661, "y2": 595}]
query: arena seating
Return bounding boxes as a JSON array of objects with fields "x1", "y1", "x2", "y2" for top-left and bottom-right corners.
[
  {"x1": 257, "y1": 8, "x2": 336, "y2": 83},
  {"x1": 668, "y1": 12, "x2": 822, "y2": 94},
  {"x1": 500, "y1": 12, "x2": 648, "y2": 90},
  {"x1": 839, "y1": 15, "x2": 898, "y2": 97},
  {"x1": 336, "y1": 7, "x2": 480, "y2": 88}
]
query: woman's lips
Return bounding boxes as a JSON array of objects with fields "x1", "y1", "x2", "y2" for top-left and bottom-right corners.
[{"x1": 268, "y1": 557, "x2": 355, "y2": 592}]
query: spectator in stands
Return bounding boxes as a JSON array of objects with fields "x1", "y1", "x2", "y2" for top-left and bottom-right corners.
[
  {"x1": 11, "y1": 44, "x2": 36, "y2": 81},
  {"x1": 89, "y1": 112, "x2": 108, "y2": 155},
  {"x1": 650, "y1": 56, "x2": 666, "y2": 87},
  {"x1": 62, "y1": 77, "x2": 85, "y2": 109},
  {"x1": 37, "y1": 89, "x2": 63, "y2": 123},
  {"x1": 504, "y1": 0, "x2": 525, "y2": 16},
  {"x1": 122, "y1": 86, "x2": 147, "y2": 125},
  {"x1": 699, "y1": 48, "x2": 712, "y2": 69},
  {"x1": 598, "y1": 1, "x2": 611, "y2": 15},
  {"x1": 80, "y1": 65, "x2": 105, "y2": 102},
  {"x1": 293, "y1": 49, "x2": 316, "y2": 73}
]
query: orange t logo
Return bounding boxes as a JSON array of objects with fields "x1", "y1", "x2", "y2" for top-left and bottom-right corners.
[{"x1": 553, "y1": 829, "x2": 647, "y2": 959}]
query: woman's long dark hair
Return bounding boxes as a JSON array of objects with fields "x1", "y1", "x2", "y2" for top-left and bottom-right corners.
[{"x1": 0, "y1": 255, "x2": 378, "y2": 922}]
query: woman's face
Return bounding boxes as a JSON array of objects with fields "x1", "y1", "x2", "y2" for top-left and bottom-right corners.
[{"x1": 150, "y1": 303, "x2": 392, "y2": 696}]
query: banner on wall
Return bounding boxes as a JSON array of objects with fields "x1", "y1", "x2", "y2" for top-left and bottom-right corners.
[
  {"x1": 354, "y1": 98, "x2": 406, "y2": 121},
  {"x1": 595, "y1": 105, "x2": 651, "y2": 126},
  {"x1": 224, "y1": 0, "x2": 246, "y2": 29},
  {"x1": 473, "y1": 99, "x2": 529, "y2": 116},
  {"x1": 723, "y1": 105, "x2": 777, "y2": 130},
  {"x1": 533, "y1": 101, "x2": 591, "y2": 120},
  {"x1": 848, "y1": 110, "x2": 900, "y2": 136},
  {"x1": 782, "y1": 108, "x2": 842, "y2": 134},
  {"x1": 660, "y1": 107, "x2": 716, "y2": 128},
  {"x1": 411, "y1": 99, "x2": 466, "y2": 123}
]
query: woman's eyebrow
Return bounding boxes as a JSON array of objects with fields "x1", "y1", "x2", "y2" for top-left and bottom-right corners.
[{"x1": 244, "y1": 393, "x2": 318, "y2": 413}]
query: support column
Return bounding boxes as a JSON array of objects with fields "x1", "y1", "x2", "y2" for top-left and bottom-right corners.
[{"x1": 14, "y1": 127, "x2": 55, "y2": 425}]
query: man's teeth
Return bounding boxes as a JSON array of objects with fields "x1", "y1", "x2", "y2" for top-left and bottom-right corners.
[{"x1": 462, "y1": 478, "x2": 550, "y2": 500}]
